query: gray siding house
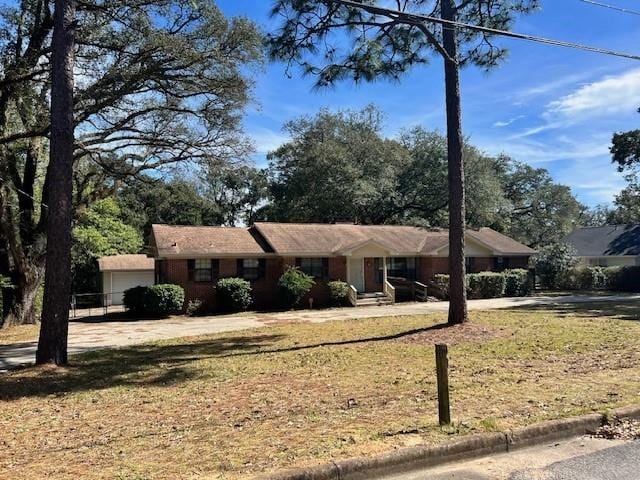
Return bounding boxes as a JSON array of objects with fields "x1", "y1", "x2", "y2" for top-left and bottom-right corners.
[{"x1": 565, "y1": 224, "x2": 640, "y2": 267}]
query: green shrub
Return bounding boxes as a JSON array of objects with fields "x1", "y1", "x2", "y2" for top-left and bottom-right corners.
[
  {"x1": 430, "y1": 274, "x2": 450, "y2": 300},
  {"x1": 532, "y1": 243, "x2": 578, "y2": 289},
  {"x1": 145, "y1": 284, "x2": 185, "y2": 316},
  {"x1": 504, "y1": 269, "x2": 531, "y2": 297},
  {"x1": 608, "y1": 266, "x2": 640, "y2": 292},
  {"x1": 575, "y1": 266, "x2": 608, "y2": 290},
  {"x1": 467, "y1": 272, "x2": 506, "y2": 299},
  {"x1": 278, "y1": 266, "x2": 315, "y2": 307},
  {"x1": 216, "y1": 277, "x2": 253, "y2": 312},
  {"x1": 185, "y1": 299, "x2": 205, "y2": 316},
  {"x1": 328, "y1": 280, "x2": 350, "y2": 306},
  {"x1": 124, "y1": 284, "x2": 184, "y2": 317},
  {"x1": 123, "y1": 285, "x2": 147, "y2": 315},
  {"x1": 604, "y1": 266, "x2": 622, "y2": 290}
]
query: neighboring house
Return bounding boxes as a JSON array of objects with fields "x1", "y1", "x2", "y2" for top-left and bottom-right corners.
[
  {"x1": 98, "y1": 254, "x2": 155, "y2": 305},
  {"x1": 565, "y1": 224, "x2": 640, "y2": 267},
  {"x1": 150, "y1": 222, "x2": 534, "y2": 309}
]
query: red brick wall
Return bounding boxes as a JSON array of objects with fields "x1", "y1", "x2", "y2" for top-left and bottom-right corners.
[{"x1": 159, "y1": 255, "x2": 531, "y2": 311}]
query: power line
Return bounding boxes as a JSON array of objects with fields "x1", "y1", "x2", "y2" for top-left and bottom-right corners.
[
  {"x1": 578, "y1": 0, "x2": 640, "y2": 17},
  {"x1": 328, "y1": 0, "x2": 640, "y2": 61}
]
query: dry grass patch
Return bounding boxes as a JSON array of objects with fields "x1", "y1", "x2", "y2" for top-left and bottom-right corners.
[
  {"x1": 1, "y1": 301, "x2": 640, "y2": 479},
  {"x1": 0, "y1": 324, "x2": 39, "y2": 345}
]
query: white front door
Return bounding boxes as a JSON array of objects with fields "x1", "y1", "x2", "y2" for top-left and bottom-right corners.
[{"x1": 348, "y1": 257, "x2": 365, "y2": 292}]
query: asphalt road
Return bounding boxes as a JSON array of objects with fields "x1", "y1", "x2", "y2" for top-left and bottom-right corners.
[{"x1": 384, "y1": 437, "x2": 639, "y2": 480}]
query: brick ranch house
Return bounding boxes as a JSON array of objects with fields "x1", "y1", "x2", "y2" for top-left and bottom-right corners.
[{"x1": 149, "y1": 222, "x2": 535, "y2": 310}]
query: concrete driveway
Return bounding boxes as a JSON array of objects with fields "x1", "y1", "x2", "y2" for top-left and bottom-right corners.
[{"x1": 1, "y1": 293, "x2": 638, "y2": 371}]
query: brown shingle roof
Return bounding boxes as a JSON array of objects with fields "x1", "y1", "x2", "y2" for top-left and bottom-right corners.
[
  {"x1": 151, "y1": 224, "x2": 269, "y2": 257},
  {"x1": 150, "y1": 222, "x2": 535, "y2": 257},
  {"x1": 98, "y1": 254, "x2": 154, "y2": 271},
  {"x1": 469, "y1": 228, "x2": 536, "y2": 255}
]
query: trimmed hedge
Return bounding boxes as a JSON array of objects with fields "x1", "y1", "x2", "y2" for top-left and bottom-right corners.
[
  {"x1": 467, "y1": 272, "x2": 506, "y2": 299},
  {"x1": 122, "y1": 285, "x2": 147, "y2": 316},
  {"x1": 430, "y1": 269, "x2": 531, "y2": 300},
  {"x1": 546, "y1": 265, "x2": 638, "y2": 292},
  {"x1": 123, "y1": 284, "x2": 184, "y2": 317},
  {"x1": 327, "y1": 280, "x2": 350, "y2": 306},
  {"x1": 278, "y1": 266, "x2": 315, "y2": 307},
  {"x1": 216, "y1": 277, "x2": 253, "y2": 312},
  {"x1": 608, "y1": 266, "x2": 640, "y2": 292}
]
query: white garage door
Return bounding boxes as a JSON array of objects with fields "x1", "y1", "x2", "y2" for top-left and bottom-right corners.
[{"x1": 108, "y1": 271, "x2": 155, "y2": 305}]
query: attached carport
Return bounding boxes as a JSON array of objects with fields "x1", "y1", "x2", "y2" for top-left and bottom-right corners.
[{"x1": 98, "y1": 254, "x2": 155, "y2": 305}]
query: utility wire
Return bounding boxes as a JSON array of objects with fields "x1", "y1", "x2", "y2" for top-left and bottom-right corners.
[
  {"x1": 328, "y1": 0, "x2": 640, "y2": 61},
  {"x1": 578, "y1": 0, "x2": 640, "y2": 17}
]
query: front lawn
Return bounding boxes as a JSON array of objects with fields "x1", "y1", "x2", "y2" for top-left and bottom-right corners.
[{"x1": 1, "y1": 301, "x2": 639, "y2": 479}]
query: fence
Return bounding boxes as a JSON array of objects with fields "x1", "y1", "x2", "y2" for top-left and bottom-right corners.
[{"x1": 70, "y1": 292, "x2": 127, "y2": 320}]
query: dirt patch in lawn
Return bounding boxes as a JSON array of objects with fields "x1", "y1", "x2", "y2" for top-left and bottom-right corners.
[{"x1": 397, "y1": 321, "x2": 508, "y2": 346}]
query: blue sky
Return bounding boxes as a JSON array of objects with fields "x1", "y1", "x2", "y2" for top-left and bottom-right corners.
[{"x1": 219, "y1": 0, "x2": 640, "y2": 207}]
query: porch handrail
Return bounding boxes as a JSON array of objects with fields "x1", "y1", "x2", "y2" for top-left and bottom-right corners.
[
  {"x1": 414, "y1": 281, "x2": 428, "y2": 302},
  {"x1": 383, "y1": 279, "x2": 396, "y2": 304},
  {"x1": 347, "y1": 284, "x2": 358, "y2": 307}
]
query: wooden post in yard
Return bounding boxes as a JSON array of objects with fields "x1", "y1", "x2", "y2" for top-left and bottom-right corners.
[{"x1": 435, "y1": 344, "x2": 451, "y2": 426}]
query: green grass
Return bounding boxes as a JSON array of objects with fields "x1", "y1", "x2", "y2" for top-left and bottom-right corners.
[{"x1": 1, "y1": 301, "x2": 639, "y2": 479}]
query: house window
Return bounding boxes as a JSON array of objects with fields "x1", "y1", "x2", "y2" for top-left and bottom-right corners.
[
  {"x1": 590, "y1": 258, "x2": 608, "y2": 267},
  {"x1": 238, "y1": 258, "x2": 265, "y2": 281},
  {"x1": 297, "y1": 258, "x2": 328, "y2": 278},
  {"x1": 188, "y1": 259, "x2": 218, "y2": 282},
  {"x1": 465, "y1": 257, "x2": 476, "y2": 273},
  {"x1": 377, "y1": 257, "x2": 417, "y2": 281},
  {"x1": 493, "y1": 256, "x2": 510, "y2": 272}
]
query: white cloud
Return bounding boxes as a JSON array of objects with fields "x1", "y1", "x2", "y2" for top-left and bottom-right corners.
[
  {"x1": 546, "y1": 67, "x2": 640, "y2": 119},
  {"x1": 493, "y1": 115, "x2": 524, "y2": 128},
  {"x1": 249, "y1": 127, "x2": 291, "y2": 154}
]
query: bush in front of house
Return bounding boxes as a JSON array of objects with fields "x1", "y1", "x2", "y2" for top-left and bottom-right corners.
[
  {"x1": 430, "y1": 270, "x2": 532, "y2": 300},
  {"x1": 123, "y1": 285, "x2": 147, "y2": 316},
  {"x1": 504, "y1": 269, "x2": 532, "y2": 297},
  {"x1": 431, "y1": 274, "x2": 450, "y2": 300},
  {"x1": 278, "y1": 266, "x2": 315, "y2": 307},
  {"x1": 575, "y1": 266, "x2": 608, "y2": 290},
  {"x1": 185, "y1": 299, "x2": 205, "y2": 317},
  {"x1": 328, "y1": 280, "x2": 350, "y2": 306},
  {"x1": 216, "y1": 277, "x2": 253, "y2": 312},
  {"x1": 608, "y1": 265, "x2": 640, "y2": 292},
  {"x1": 531, "y1": 243, "x2": 578, "y2": 289},
  {"x1": 145, "y1": 284, "x2": 185, "y2": 316},
  {"x1": 124, "y1": 284, "x2": 184, "y2": 317},
  {"x1": 467, "y1": 272, "x2": 506, "y2": 299}
]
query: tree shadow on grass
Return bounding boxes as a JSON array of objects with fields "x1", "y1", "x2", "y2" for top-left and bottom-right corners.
[
  {"x1": 515, "y1": 301, "x2": 640, "y2": 322},
  {"x1": 0, "y1": 333, "x2": 286, "y2": 401},
  {"x1": 0, "y1": 321, "x2": 455, "y2": 401}
]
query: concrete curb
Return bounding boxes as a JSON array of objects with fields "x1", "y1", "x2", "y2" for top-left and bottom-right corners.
[{"x1": 254, "y1": 406, "x2": 640, "y2": 480}]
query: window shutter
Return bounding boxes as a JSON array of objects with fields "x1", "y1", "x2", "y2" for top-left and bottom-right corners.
[
  {"x1": 187, "y1": 259, "x2": 195, "y2": 281},
  {"x1": 258, "y1": 259, "x2": 266, "y2": 279},
  {"x1": 322, "y1": 258, "x2": 329, "y2": 279},
  {"x1": 212, "y1": 259, "x2": 219, "y2": 280},
  {"x1": 237, "y1": 259, "x2": 244, "y2": 279}
]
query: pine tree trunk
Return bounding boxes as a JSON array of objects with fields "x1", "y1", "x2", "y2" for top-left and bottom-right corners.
[
  {"x1": 36, "y1": 0, "x2": 75, "y2": 365},
  {"x1": 442, "y1": 0, "x2": 468, "y2": 325}
]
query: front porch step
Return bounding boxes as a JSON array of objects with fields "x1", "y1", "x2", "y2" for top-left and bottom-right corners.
[{"x1": 355, "y1": 292, "x2": 392, "y2": 307}]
